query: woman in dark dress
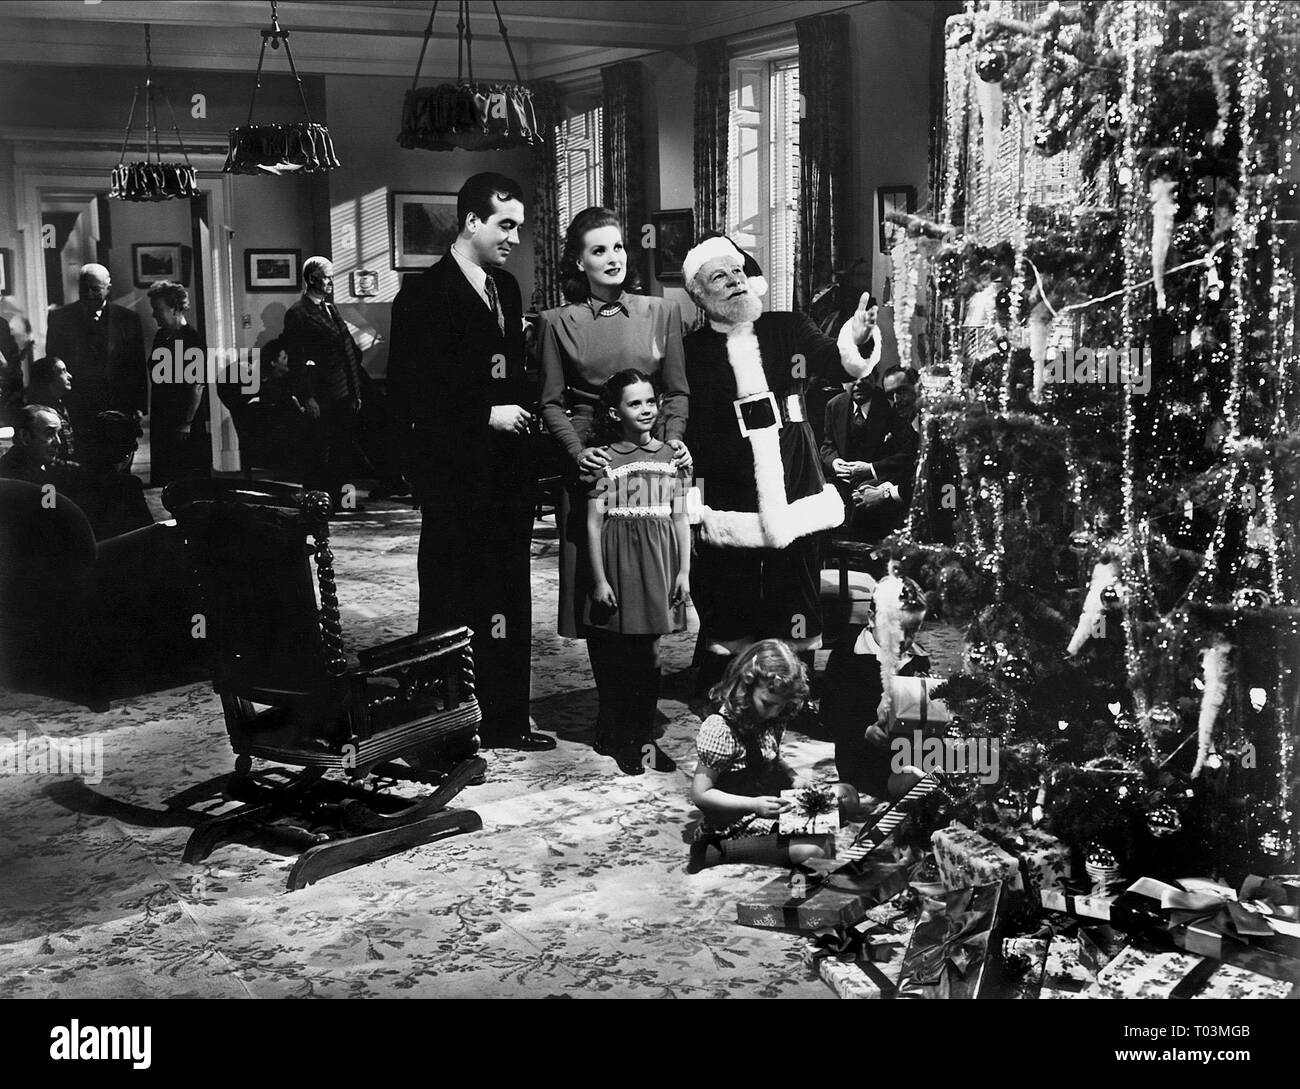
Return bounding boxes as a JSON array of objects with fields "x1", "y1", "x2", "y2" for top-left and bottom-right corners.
[
  {"x1": 538, "y1": 207, "x2": 691, "y2": 756},
  {"x1": 147, "y1": 281, "x2": 210, "y2": 487}
]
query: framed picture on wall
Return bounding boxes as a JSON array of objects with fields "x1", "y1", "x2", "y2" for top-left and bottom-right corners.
[
  {"x1": 0, "y1": 248, "x2": 12, "y2": 295},
  {"x1": 245, "y1": 249, "x2": 302, "y2": 292},
  {"x1": 349, "y1": 270, "x2": 380, "y2": 298},
  {"x1": 132, "y1": 243, "x2": 187, "y2": 288},
  {"x1": 650, "y1": 209, "x2": 694, "y2": 283},
  {"x1": 391, "y1": 192, "x2": 459, "y2": 270},
  {"x1": 877, "y1": 186, "x2": 917, "y2": 253}
]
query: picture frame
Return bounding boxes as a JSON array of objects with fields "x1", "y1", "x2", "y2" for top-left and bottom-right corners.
[
  {"x1": 390, "y1": 192, "x2": 459, "y2": 271},
  {"x1": 877, "y1": 186, "x2": 917, "y2": 253},
  {"x1": 0, "y1": 248, "x2": 11, "y2": 296},
  {"x1": 131, "y1": 242, "x2": 186, "y2": 288},
  {"x1": 349, "y1": 269, "x2": 380, "y2": 298},
  {"x1": 650, "y1": 208, "x2": 694, "y2": 283},
  {"x1": 245, "y1": 249, "x2": 302, "y2": 292}
]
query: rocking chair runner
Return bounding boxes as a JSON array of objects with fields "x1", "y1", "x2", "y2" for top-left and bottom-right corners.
[{"x1": 162, "y1": 478, "x2": 485, "y2": 889}]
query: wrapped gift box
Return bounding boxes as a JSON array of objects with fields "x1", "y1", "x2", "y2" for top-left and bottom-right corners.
[
  {"x1": 932, "y1": 824, "x2": 1022, "y2": 892},
  {"x1": 978, "y1": 824, "x2": 1072, "y2": 896},
  {"x1": 1084, "y1": 944, "x2": 1293, "y2": 1000},
  {"x1": 1002, "y1": 935, "x2": 1051, "y2": 999},
  {"x1": 897, "y1": 882, "x2": 1010, "y2": 999},
  {"x1": 1042, "y1": 937, "x2": 1092, "y2": 998},
  {"x1": 736, "y1": 858, "x2": 903, "y2": 931},
  {"x1": 1041, "y1": 884, "x2": 1116, "y2": 922},
  {"x1": 1077, "y1": 924, "x2": 1127, "y2": 977},
  {"x1": 800, "y1": 905, "x2": 916, "y2": 998},
  {"x1": 779, "y1": 786, "x2": 841, "y2": 836}
]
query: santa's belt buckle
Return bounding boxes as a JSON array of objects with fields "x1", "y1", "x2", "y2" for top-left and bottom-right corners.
[{"x1": 733, "y1": 391, "x2": 782, "y2": 437}]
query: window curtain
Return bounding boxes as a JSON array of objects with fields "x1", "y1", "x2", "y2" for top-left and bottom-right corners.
[
  {"x1": 601, "y1": 61, "x2": 648, "y2": 288},
  {"x1": 795, "y1": 12, "x2": 852, "y2": 313},
  {"x1": 693, "y1": 38, "x2": 728, "y2": 240},
  {"x1": 531, "y1": 80, "x2": 563, "y2": 311}
]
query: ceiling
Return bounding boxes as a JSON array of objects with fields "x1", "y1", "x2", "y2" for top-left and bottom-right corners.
[{"x1": 0, "y1": 0, "x2": 860, "y2": 82}]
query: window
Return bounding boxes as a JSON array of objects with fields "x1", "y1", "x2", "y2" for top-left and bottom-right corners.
[
  {"x1": 729, "y1": 53, "x2": 800, "y2": 311},
  {"x1": 556, "y1": 104, "x2": 604, "y2": 228}
]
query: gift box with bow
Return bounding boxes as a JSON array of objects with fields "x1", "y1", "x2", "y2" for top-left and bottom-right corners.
[
  {"x1": 735, "y1": 859, "x2": 906, "y2": 931},
  {"x1": 897, "y1": 882, "x2": 1010, "y2": 999},
  {"x1": 778, "y1": 785, "x2": 841, "y2": 837},
  {"x1": 1123, "y1": 876, "x2": 1300, "y2": 986},
  {"x1": 801, "y1": 908, "x2": 916, "y2": 999}
]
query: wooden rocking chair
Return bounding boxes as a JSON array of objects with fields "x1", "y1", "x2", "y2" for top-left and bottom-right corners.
[{"x1": 162, "y1": 479, "x2": 485, "y2": 889}]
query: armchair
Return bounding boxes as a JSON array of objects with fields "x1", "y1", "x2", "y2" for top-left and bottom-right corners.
[{"x1": 162, "y1": 478, "x2": 485, "y2": 889}]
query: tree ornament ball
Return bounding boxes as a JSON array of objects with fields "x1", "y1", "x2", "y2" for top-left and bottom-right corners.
[
  {"x1": 995, "y1": 289, "x2": 1011, "y2": 310},
  {"x1": 1147, "y1": 803, "x2": 1181, "y2": 838},
  {"x1": 1233, "y1": 587, "x2": 1270, "y2": 609},
  {"x1": 1099, "y1": 582, "x2": 1123, "y2": 608},
  {"x1": 1069, "y1": 528, "x2": 1096, "y2": 555},
  {"x1": 1259, "y1": 827, "x2": 1294, "y2": 861},
  {"x1": 975, "y1": 49, "x2": 1008, "y2": 82},
  {"x1": 969, "y1": 642, "x2": 998, "y2": 671},
  {"x1": 996, "y1": 334, "x2": 1012, "y2": 354},
  {"x1": 1146, "y1": 704, "x2": 1180, "y2": 732},
  {"x1": 999, "y1": 656, "x2": 1033, "y2": 688}
]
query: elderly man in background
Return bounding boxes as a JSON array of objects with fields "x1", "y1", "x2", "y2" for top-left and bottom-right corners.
[
  {"x1": 283, "y1": 256, "x2": 366, "y2": 513},
  {"x1": 45, "y1": 263, "x2": 146, "y2": 438},
  {"x1": 680, "y1": 236, "x2": 882, "y2": 685}
]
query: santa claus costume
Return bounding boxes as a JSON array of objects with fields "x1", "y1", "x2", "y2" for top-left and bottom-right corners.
[{"x1": 681, "y1": 236, "x2": 882, "y2": 659}]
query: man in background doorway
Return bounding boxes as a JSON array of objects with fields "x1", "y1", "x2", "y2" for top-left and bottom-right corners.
[{"x1": 45, "y1": 263, "x2": 146, "y2": 438}]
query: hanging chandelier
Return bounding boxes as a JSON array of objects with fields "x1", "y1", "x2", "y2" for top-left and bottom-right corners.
[
  {"x1": 109, "y1": 26, "x2": 199, "y2": 202},
  {"x1": 399, "y1": 0, "x2": 542, "y2": 152},
  {"x1": 224, "y1": 0, "x2": 340, "y2": 175}
]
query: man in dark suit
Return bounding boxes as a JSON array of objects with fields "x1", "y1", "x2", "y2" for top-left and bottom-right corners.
[
  {"x1": 45, "y1": 264, "x2": 146, "y2": 438},
  {"x1": 283, "y1": 257, "x2": 365, "y2": 511},
  {"x1": 821, "y1": 365, "x2": 920, "y2": 541},
  {"x1": 388, "y1": 172, "x2": 553, "y2": 752}
]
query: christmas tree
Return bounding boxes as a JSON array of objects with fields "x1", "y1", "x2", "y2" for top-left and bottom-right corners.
[{"x1": 887, "y1": 0, "x2": 1299, "y2": 882}]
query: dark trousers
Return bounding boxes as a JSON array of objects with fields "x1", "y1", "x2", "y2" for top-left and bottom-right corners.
[
  {"x1": 305, "y1": 397, "x2": 360, "y2": 503},
  {"x1": 418, "y1": 497, "x2": 533, "y2": 739},
  {"x1": 587, "y1": 631, "x2": 661, "y2": 750}
]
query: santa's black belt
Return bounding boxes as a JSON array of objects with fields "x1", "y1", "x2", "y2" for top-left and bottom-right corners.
[{"x1": 733, "y1": 391, "x2": 807, "y2": 437}]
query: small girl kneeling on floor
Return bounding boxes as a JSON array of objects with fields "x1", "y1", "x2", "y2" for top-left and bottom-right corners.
[{"x1": 687, "y1": 639, "x2": 858, "y2": 872}]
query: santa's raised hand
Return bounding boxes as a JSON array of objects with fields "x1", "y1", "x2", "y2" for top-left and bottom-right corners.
[{"x1": 848, "y1": 292, "x2": 878, "y2": 344}]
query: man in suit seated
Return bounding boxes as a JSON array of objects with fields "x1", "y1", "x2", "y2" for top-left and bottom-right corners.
[
  {"x1": 821, "y1": 365, "x2": 920, "y2": 541},
  {"x1": 0, "y1": 404, "x2": 79, "y2": 490},
  {"x1": 45, "y1": 264, "x2": 146, "y2": 438}
]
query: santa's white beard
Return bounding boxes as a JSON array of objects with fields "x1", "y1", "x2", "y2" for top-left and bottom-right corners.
[{"x1": 706, "y1": 293, "x2": 762, "y2": 326}]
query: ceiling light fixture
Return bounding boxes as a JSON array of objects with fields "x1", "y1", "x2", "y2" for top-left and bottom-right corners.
[
  {"x1": 399, "y1": 0, "x2": 542, "y2": 152},
  {"x1": 109, "y1": 25, "x2": 199, "y2": 202},
  {"x1": 224, "y1": 0, "x2": 340, "y2": 176}
]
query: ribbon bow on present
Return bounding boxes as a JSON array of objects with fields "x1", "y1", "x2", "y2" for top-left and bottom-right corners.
[
  {"x1": 808, "y1": 923, "x2": 900, "y2": 996},
  {"x1": 901, "y1": 887, "x2": 995, "y2": 997},
  {"x1": 1129, "y1": 876, "x2": 1300, "y2": 941}
]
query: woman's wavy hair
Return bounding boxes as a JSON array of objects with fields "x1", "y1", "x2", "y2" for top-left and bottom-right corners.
[
  {"x1": 709, "y1": 639, "x2": 810, "y2": 731},
  {"x1": 147, "y1": 280, "x2": 189, "y2": 312},
  {"x1": 561, "y1": 207, "x2": 641, "y2": 304},
  {"x1": 595, "y1": 367, "x2": 657, "y2": 444}
]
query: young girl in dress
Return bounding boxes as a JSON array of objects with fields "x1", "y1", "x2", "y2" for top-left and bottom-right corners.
[
  {"x1": 586, "y1": 369, "x2": 691, "y2": 776},
  {"x1": 688, "y1": 639, "x2": 859, "y2": 872}
]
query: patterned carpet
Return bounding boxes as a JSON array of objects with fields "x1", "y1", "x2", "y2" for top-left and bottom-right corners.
[{"x1": 0, "y1": 498, "x2": 964, "y2": 999}]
